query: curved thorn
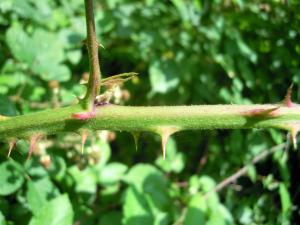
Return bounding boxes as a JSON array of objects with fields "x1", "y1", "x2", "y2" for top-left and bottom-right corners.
[
  {"x1": 242, "y1": 106, "x2": 280, "y2": 117},
  {"x1": 283, "y1": 84, "x2": 294, "y2": 107},
  {"x1": 27, "y1": 135, "x2": 42, "y2": 161},
  {"x1": 7, "y1": 140, "x2": 16, "y2": 158}
]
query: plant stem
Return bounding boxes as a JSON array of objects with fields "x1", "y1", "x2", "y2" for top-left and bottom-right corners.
[
  {"x1": 0, "y1": 104, "x2": 299, "y2": 140},
  {"x1": 83, "y1": 0, "x2": 101, "y2": 110}
]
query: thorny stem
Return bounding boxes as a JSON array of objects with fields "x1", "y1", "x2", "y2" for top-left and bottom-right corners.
[
  {"x1": 83, "y1": 0, "x2": 101, "y2": 110},
  {"x1": 1, "y1": 104, "x2": 300, "y2": 140}
]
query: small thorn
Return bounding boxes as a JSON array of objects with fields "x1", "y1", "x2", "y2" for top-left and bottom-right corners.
[
  {"x1": 131, "y1": 132, "x2": 140, "y2": 151},
  {"x1": 7, "y1": 140, "x2": 16, "y2": 158},
  {"x1": 283, "y1": 84, "x2": 294, "y2": 107},
  {"x1": 291, "y1": 128, "x2": 298, "y2": 149},
  {"x1": 161, "y1": 136, "x2": 168, "y2": 160},
  {"x1": 81, "y1": 131, "x2": 88, "y2": 154},
  {"x1": 27, "y1": 135, "x2": 41, "y2": 161},
  {"x1": 159, "y1": 128, "x2": 177, "y2": 160},
  {"x1": 96, "y1": 41, "x2": 105, "y2": 49},
  {"x1": 242, "y1": 107, "x2": 280, "y2": 118}
]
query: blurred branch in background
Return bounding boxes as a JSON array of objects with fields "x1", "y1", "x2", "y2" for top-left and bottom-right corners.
[{"x1": 204, "y1": 142, "x2": 288, "y2": 199}]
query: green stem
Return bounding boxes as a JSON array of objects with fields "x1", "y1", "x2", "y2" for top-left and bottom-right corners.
[
  {"x1": 0, "y1": 104, "x2": 299, "y2": 140},
  {"x1": 83, "y1": 0, "x2": 101, "y2": 110}
]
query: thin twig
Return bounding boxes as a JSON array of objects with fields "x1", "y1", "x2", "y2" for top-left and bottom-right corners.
[
  {"x1": 83, "y1": 0, "x2": 101, "y2": 110},
  {"x1": 203, "y1": 143, "x2": 286, "y2": 199}
]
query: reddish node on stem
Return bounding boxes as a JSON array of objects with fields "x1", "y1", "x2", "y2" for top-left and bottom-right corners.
[
  {"x1": 27, "y1": 135, "x2": 42, "y2": 161},
  {"x1": 72, "y1": 111, "x2": 96, "y2": 120},
  {"x1": 81, "y1": 131, "x2": 88, "y2": 154},
  {"x1": 283, "y1": 84, "x2": 294, "y2": 107},
  {"x1": 242, "y1": 107, "x2": 280, "y2": 118},
  {"x1": 7, "y1": 140, "x2": 16, "y2": 158}
]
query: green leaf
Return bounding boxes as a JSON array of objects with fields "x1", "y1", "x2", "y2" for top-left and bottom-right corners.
[
  {"x1": 68, "y1": 166, "x2": 97, "y2": 194},
  {"x1": 66, "y1": 50, "x2": 82, "y2": 65},
  {"x1": 11, "y1": 0, "x2": 53, "y2": 25},
  {"x1": 26, "y1": 177, "x2": 60, "y2": 215},
  {"x1": 0, "y1": 211, "x2": 6, "y2": 225},
  {"x1": 279, "y1": 183, "x2": 292, "y2": 215},
  {"x1": 124, "y1": 164, "x2": 167, "y2": 191},
  {"x1": 98, "y1": 211, "x2": 122, "y2": 225},
  {"x1": 29, "y1": 194, "x2": 73, "y2": 225},
  {"x1": 6, "y1": 25, "x2": 70, "y2": 82},
  {"x1": 48, "y1": 156, "x2": 67, "y2": 181},
  {"x1": 149, "y1": 61, "x2": 179, "y2": 94},
  {"x1": 0, "y1": 72, "x2": 26, "y2": 94},
  {"x1": 0, "y1": 95, "x2": 17, "y2": 116},
  {"x1": 123, "y1": 186, "x2": 153, "y2": 225},
  {"x1": 123, "y1": 164, "x2": 171, "y2": 225},
  {"x1": 0, "y1": 198, "x2": 9, "y2": 216},
  {"x1": 0, "y1": 160, "x2": 24, "y2": 196},
  {"x1": 6, "y1": 24, "x2": 35, "y2": 64},
  {"x1": 94, "y1": 139, "x2": 111, "y2": 169},
  {"x1": 183, "y1": 194, "x2": 206, "y2": 225},
  {"x1": 99, "y1": 162, "x2": 128, "y2": 185},
  {"x1": 171, "y1": 0, "x2": 190, "y2": 22},
  {"x1": 246, "y1": 164, "x2": 257, "y2": 183},
  {"x1": 188, "y1": 176, "x2": 219, "y2": 207}
]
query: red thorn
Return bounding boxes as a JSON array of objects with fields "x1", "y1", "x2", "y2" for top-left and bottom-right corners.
[
  {"x1": 81, "y1": 131, "x2": 88, "y2": 154},
  {"x1": 72, "y1": 111, "x2": 96, "y2": 120},
  {"x1": 242, "y1": 107, "x2": 280, "y2": 118},
  {"x1": 7, "y1": 140, "x2": 16, "y2": 158},
  {"x1": 27, "y1": 135, "x2": 41, "y2": 161},
  {"x1": 283, "y1": 84, "x2": 294, "y2": 107}
]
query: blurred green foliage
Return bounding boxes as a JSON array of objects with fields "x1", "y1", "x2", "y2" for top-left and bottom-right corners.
[{"x1": 0, "y1": 0, "x2": 300, "y2": 224}]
